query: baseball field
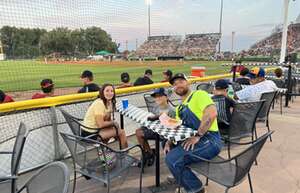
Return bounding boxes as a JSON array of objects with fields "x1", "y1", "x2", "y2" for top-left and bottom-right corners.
[{"x1": 0, "y1": 60, "x2": 230, "y2": 93}]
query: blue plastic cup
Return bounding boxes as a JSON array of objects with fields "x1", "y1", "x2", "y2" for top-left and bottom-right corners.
[{"x1": 122, "y1": 99, "x2": 129, "y2": 109}]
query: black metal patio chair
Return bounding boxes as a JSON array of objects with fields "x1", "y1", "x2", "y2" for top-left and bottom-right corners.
[
  {"x1": 257, "y1": 91, "x2": 277, "y2": 142},
  {"x1": 60, "y1": 132, "x2": 143, "y2": 193},
  {"x1": 223, "y1": 100, "x2": 265, "y2": 159},
  {"x1": 188, "y1": 131, "x2": 274, "y2": 193},
  {"x1": 16, "y1": 161, "x2": 70, "y2": 193},
  {"x1": 0, "y1": 122, "x2": 29, "y2": 193}
]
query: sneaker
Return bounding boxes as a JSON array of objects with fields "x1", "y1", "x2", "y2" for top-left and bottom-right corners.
[
  {"x1": 174, "y1": 187, "x2": 205, "y2": 193},
  {"x1": 166, "y1": 175, "x2": 176, "y2": 184}
]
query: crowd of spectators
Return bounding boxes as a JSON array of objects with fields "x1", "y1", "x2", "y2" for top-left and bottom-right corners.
[
  {"x1": 135, "y1": 33, "x2": 221, "y2": 58},
  {"x1": 246, "y1": 23, "x2": 300, "y2": 56}
]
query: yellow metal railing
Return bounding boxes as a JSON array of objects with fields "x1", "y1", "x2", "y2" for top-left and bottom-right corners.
[{"x1": 0, "y1": 67, "x2": 276, "y2": 113}]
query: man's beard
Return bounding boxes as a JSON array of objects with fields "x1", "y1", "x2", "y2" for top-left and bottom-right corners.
[{"x1": 175, "y1": 87, "x2": 189, "y2": 96}]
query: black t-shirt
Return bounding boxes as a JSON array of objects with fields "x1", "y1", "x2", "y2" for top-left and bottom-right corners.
[
  {"x1": 133, "y1": 76, "x2": 153, "y2": 86},
  {"x1": 78, "y1": 83, "x2": 100, "y2": 93},
  {"x1": 236, "y1": 77, "x2": 250, "y2": 85}
]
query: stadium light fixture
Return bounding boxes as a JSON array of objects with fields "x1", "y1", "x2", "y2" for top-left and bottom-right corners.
[
  {"x1": 280, "y1": 0, "x2": 290, "y2": 63},
  {"x1": 146, "y1": 0, "x2": 152, "y2": 38}
]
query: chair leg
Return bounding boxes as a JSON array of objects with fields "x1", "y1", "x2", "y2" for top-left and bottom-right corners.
[
  {"x1": 139, "y1": 162, "x2": 143, "y2": 193},
  {"x1": 72, "y1": 171, "x2": 77, "y2": 193},
  {"x1": 225, "y1": 187, "x2": 230, "y2": 193},
  {"x1": 205, "y1": 177, "x2": 209, "y2": 186},
  {"x1": 266, "y1": 119, "x2": 272, "y2": 142},
  {"x1": 227, "y1": 142, "x2": 231, "y2": 159},
  {"x1": 248, "y1": 173, "x2": 254, "y2": 193}
]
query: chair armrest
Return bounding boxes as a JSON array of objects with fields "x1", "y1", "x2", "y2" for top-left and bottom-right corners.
[
  {"x1": 221, "y1": 137, "x2": 255, "y2": 146},
  {"x1": 0, "y1": 175, "x2": 17, "y2": 180},
  {"x1": 114, "y1": 144, "x2": 143, "y2": 154},
  {"x1": 0, "y1": 151, "x2": 13, "y2": 154},
  {"x1": 186, "y1": 154, "x2": 231, "y2": 164}
]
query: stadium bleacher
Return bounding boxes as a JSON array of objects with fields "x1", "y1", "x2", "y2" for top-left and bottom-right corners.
[
  {"x1": 135, "y1": 33, "x2": 221, "y2": 58},
  {"x1": 247, "y1": 22, "x2": 300, "y2": 56}
]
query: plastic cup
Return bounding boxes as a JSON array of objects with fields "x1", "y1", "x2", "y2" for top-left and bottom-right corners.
[{"x1": 122, "y1": 99, "x2": 129, "y2": 109}]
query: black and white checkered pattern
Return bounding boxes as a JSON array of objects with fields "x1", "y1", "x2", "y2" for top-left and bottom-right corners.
[{"x1": 116, "y1": 102, "x2": 197, "y2": 142}]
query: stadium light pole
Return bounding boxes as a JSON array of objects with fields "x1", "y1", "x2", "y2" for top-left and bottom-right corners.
[
  {"x1": 218, "y1": 0, "x2": 224, "y2": 53},
  {"x1": 280, "y1": 0, "x2": 290, "y2": 63},
  {"x1": 146, "y1": 0, "x2": 152, "y2": 38}
]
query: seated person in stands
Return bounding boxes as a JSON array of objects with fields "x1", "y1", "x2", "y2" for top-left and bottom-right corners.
[
  {"x1": 0, "y1": 90, "x2": 14, "y2": 103},
  {"x1": 134, "y1": 69, "x2": 154, "y2": 86},
  {"x1": 135, "y1": 88, "x2": 175, "y2": 167},
  {"x1": 212, "y1": 79, "x2": 235, "y2": 135},
  {"x1": 78, "y1": 70, "x2": 100, "y2": 93},
  {"x1": 32, "y1": 79, "x2": 55, "y2": 99},
  {"x1": 236, "y1": 68, "x2": 250, "y2": 85},
  {"x1": 117, "y1": 72, "x2": 132, "y2": 88},
  {"x1": 235, "y1": 67, "x2": 278, "y2": 101},
  {"x1": 161, "y1": 69, "x2": 173, "y2": 82},
  {"x1": 81, "y1": 84, "x2": 128, "y2": 149},
  {"x1": 273, "y1": 68, "x2": 286, "y2": 88}
]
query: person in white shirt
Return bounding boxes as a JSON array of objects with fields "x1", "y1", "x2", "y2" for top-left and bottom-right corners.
[{"x1": 235, "y1": 67, "x2": 278, "y2": 101}]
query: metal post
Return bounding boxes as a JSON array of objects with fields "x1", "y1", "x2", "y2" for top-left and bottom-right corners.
[
  {"x1": 148, "y1": 3, "x2": 151, "y2": 38},
  {"x1": 155, "y1": 134, "x2": 160, "y2": 187},
  {"x1": 231, "y1": 31, "x2": 235, "y2": 53},
  {"x1": 232, "y1": 65, "x2": 237, "y2": 81},
  {"x1": 50, "y1": 107, "x2": 62, "y2": 160},
  {"x1": 120, "y1": 114, "x2": 124, "y2": 131},
  {"x1": 285, "y1": 64, "x2": 292, "y2": 107},
  {"x1": 218, "y1": 0, "x2": 224, "y2": 53},
  {"x1": 280, "y1": 0, "x2": 290, "y2": 63}
]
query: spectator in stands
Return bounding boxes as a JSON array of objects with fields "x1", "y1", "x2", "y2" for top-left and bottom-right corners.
[
  {"x1": 135, "y1": 88, "x2": 175, "y2": 167},
  {"x1": 164, "y1": 73, "x2": 222, "y2": 193},
  {"x1": 78, "y1": 70, "x2": 100, "y2": 93},
  {"x1": 81, "y1": 83, "x2": 128, "y2": 149},
  {"x1": 235, "y1": 67, "x2": 278, "y2": 101},
  {"x1": 0, "y1": 90, "x2": 14, "y2": 103},
  {"x1": 133, "y1": 69, "x2": 154, "y2": 86},
  {"x1": 273, "y1": 68, "x2": 286, "y2": 88},
  {"x1": 32, "y1": 79, "x2": 55, "y2": 99},
  {"x1": 117, "y1": 72, "x2": 132, "y2": 88},
  {"x1": 161, "y1": 69, "x2": 173, "y2": 82},
  {"x1": 212, "y1": 79, "x2": 235, "y2": 135},
  {"x1": 236, "y1": 68, "x2": 250, "y2": 85}
]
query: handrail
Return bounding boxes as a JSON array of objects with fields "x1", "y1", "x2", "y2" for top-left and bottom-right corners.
[{"x1": 0, "y1": 68, "x2": 275, "y2": 113}]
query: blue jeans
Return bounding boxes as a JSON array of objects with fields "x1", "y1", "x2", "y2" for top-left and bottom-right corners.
[{"x1": 165, "y1": 132, "x2": 222, "y2": 193}]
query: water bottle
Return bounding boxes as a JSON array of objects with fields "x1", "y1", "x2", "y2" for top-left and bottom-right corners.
[{"x1": 227, "y1": 85, "x2": 234, "y2": 98}]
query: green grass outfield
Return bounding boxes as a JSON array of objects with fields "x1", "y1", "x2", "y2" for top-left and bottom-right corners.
[{"x1": 0, "y1": 60, "x2": 230, "y2": 92}]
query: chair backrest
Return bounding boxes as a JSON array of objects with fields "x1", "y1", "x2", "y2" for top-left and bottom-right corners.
[
  {"x1": 234, "y1": 131, "x2": 273, "y2": 184},
  {"x1": 196, "y1": 83, "x2": 214, "y2": 93},
  {"x1": 11, "y1": 122, "x2": 28, "y2": 176},
  {"x1": 258, "y1": 91, "x2": 277, "y2": 119},
  {"x1": 272, "y1": 79, "x2": 286, "y2": 88},
  {"x1": 60, "y1": 132, "x2": 108, "y2": 169},
  {"x1": 60, "y1": 109, "x2": 82, "y2": 136},
  {"x1": 229, "y1": 100, "x2": 265, "y2": 139},
  {"x1": 144, "y1": 94, "x2": 159, "y2": 114},
  {"x1": 212, "y1": 97, "x2": 230, "y2": 123},
  {"x1": 21, "y1": 161, "x2": 70, "y2": 193},
  {"x1": 231, "y1": 82, "x2": 243, "y2": 92}
]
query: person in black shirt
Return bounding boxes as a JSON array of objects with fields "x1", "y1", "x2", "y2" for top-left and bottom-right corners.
[
  {"x1": 212, "y1": 79, "x2": 235, "y2": 135},
  {"x1": 78, "y1": 70, "x2": 100, "y2": 93},
  {"x1": 133, "y1": 69, "x2": 154, "y2": 86},
  {"x1": 236, "y1": 68, "x2": 250, "y2": 85}
]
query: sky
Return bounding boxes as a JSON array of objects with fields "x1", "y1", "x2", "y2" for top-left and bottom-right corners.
[{"x1": 0, "y1": 0, "x2": 299, "y2": 52}]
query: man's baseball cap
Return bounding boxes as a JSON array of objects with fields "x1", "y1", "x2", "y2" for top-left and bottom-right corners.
[
  {"x1": 81, "y1": 70, "x2": 93, "y2": 78},
  {"x1": 169, "y1": 73, "x2": 187, "y2": 85},
  {"x1": 150, "y1": 88, "x2": 167, "y2": 97},
  {"x1": 145, "y1": 69, "x2": 153, "y2": 75},
  {"x1": 215, "y1": 79, "x2": 229, "y2": 89},
  {"x1": 246, "y1": 67, "x2": 265, "y2": 79},
  {"x1": 41, "y1": 79, "x2": 54, "y2": 88},
  {"x1": 163, "y1": 69, "x2": 173, "y2": 77}
]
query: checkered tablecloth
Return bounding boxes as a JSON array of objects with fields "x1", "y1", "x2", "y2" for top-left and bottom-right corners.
[{"x1": 116, "y1": 102, "x2": 197, "y2": 142}]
